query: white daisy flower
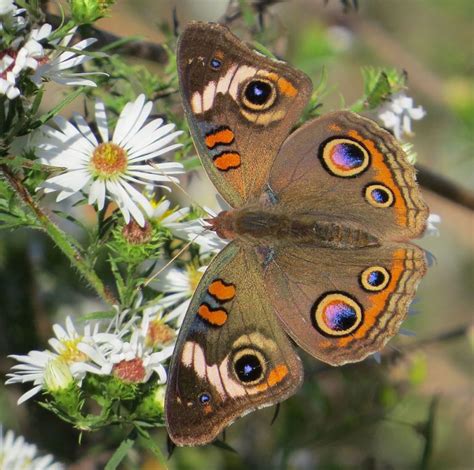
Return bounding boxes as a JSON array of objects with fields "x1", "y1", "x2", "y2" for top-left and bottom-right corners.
[
  {"x1": 11, "y1": 23, "x2": 51, "y2": 75},
  {"x1": 152, "y1": 264, "x2": 206, "y2": 325},
  {"x1": 36, "y1": 94, "x2": 184, "y2": 227},
  {"x1": 78, "y1": 314, "x2": 174, "y2": 384},
  {"x1": 152, "y1": 198, "x2": 190, "y2": 227},
  {"x1": 0, "y1": 70, "x2": 19, "y2": 99},
  {"x1": 0, "y1": 428, "x2": 64, "y2": 470},
  {"x1": 0, "y1": 23, "x2": 48, "y2": 99},
  {"x1": 6, "y1": 316, "x2": 101, "y2": 403},
  {"x1": 6, "y1": 350, "x2": 59, "y2": 404},
  {"x1": 0, "y1": 0, "x2": 15, "y2": 16},
  {"x1": 0, "y1": 2, "x2": 26, "y2": 33},
  {"x1": 142, "y1": 302, "x2": 178, "y2": 347},
  {"x1": 32, "y1": 28, "x2": 104, "y2": 87},
  {"x1": 378, "y1": 92, "x2": 426, "y2": 140}
]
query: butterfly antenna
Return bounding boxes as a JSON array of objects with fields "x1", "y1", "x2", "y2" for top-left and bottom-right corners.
[
  {"x1": 146, "y1": 160, "x2": 209, "y2": 215},
  {"x1": 270, "y1": 403, "x2": 281, "y2": 425},
  {"x1": 141, "y1": 235, "x2": 198, "y2": 289},
  {"x1": 222, "y1": 428, "x2": 227, "y2": 442},
  {"x1": 166, "y1": 435, "x2": 176, "y2": 459}
]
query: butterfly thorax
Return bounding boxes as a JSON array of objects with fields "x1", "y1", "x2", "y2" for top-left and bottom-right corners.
[{"x1": 210, "y1": 209, "x2": 379, "y2": 248}]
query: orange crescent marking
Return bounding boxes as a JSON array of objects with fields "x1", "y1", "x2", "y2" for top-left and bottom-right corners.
[
  {"x1": 205, "y1": 128, "x2": 235, "y2": 149},
  {"x1": 329, "y1": 123, "x2": 343, "y2": 132},
  {"x1": 214, "y1": 152, "x2": 241, "y2": 171},
  {"x1": 348, "y1": 130, "x2": 408, "y2": 226},
  {"x1": 337, "y1": 248, "x2": 405, "y2": 346},
  {"x1": 203, "y1": 404, "x2": 213, "y2": 415},
  {"x1": 277, "y1": 77, "x2": 298, "y2": 97},
  {"x1": 197, "y1": 304, "x2": 228, "y2": 326},
  {"x1": 208, "y1": 280, "x2": 236, "y2": 301},
  {"x1": 255, "y1": 364, "x2": 289, "y2": 391}
]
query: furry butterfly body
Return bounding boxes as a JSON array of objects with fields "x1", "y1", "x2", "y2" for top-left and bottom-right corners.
[{"x1": 165, "y1": 22, "x2": 429, "y2": 446}]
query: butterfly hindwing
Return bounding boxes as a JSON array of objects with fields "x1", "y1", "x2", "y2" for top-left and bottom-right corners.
[
  {"x1": 177, "y1": 22, "x2": 313, "y2": 207},
  {"x1": 165, "y1": 242, "x2": 303, "y2": 446},
  {"x1": 260, "y1": 243, "x2": 427, "y2": 365}
]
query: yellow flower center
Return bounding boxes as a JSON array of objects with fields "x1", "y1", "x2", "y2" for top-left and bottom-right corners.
[
  {"x1": 147, "y1": 320, "x2": 175, "y2": 347},
  {"x1": 90, "y1": 142, "x2": 127, "y2": 179},
  {"x1": 58, "y1": 338, "x2": 87, "y2": 364}
]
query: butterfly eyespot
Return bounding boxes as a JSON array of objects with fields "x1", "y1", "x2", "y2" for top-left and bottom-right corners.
[
  {"x1": 360, "y1": 266, "x2": 390, "y2": 291},
  {"x1": 364, "y1": 183, "x2": 394, "y2": 208},
  {"x1": 319, "y1": 138, "x2": 370, "y2": 177},
  {"x1": 198, "y1": 392, "x2": 211, "y2": 405},
  {"x1": 312, "y1": 292, "x2": 363, "y2": 337},
  {"x1": 241, "y1": 78, "x2": 277, "y2": 111},
  {"x1": 210, "y1": 58, "x2": 222, "y2": 70},
  {"x1": 232, "y1": 348, "x2": 267, "y2": 385}
]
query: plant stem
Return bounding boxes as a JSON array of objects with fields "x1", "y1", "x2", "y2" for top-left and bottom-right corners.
[{"x1": 1, "y1": 165, "x2": 116, "y2": 305}]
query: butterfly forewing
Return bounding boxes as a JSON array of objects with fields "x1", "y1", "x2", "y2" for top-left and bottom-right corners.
[
  {"x1": 177, "y1": 22, "x2": 312, "y2": 207},
  {"x1": 165, "y1": 242, "x2": 303, "y2": 446}
]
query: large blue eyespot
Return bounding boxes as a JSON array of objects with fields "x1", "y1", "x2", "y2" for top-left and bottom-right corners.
[
  {"x1": 241, "y1": 78, "x2": 276, "y2": 110},
  {"x1": 320, "y1": 138, "x2": 370, "y2": 177},
  {"x1": 232, "y1": 348, "x2": 267, "y2": 384},
  {"x1": 312, "y1": 292, "x2": 363, "y2": 337}
]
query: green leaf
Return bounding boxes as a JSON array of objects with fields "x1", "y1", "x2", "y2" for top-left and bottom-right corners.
[
  {"x1": 104, "y1": 437, "x2": 136, "y2": 470},
  {"x1": 366, "y1": 71, "x2": 391, "y2": 108},
  {"x1": 33, "y1": 88, "x2": 86, "y2": 127},
  {"x1": 137, "y1": 428, "x2": 168, "y2": 468}
]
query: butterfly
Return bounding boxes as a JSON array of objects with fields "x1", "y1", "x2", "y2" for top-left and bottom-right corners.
[{"x1": 165, "y1": 22, "x2": 429, "y2": 446}]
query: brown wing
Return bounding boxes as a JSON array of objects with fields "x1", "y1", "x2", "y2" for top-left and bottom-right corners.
[
  {"x1": 260, "y1": 243, "x2": 427, "y2": 366},
  {"x1": 165, "y1": 242, "x2": 303, "y2": 446},
  {"x1": 177, "y1": 22, "x2": 312, "y2": 207},
  {"x1": 266, "y1": 111, "x2": 429, "y2": 241}
]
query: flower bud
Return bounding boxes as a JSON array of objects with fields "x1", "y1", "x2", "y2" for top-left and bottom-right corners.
[
  {"x1": 44, "y1": 358, "x2": 74, "y2": 392},
  {"x1": 71, "y1": 0, "x2": 115, "y2": 24}
]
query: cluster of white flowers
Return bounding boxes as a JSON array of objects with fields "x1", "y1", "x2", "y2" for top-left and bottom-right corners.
[
  {"x1": 0, "y1": 1, "x2": 100, "y2": 99},
  {"x1": 6, "y1": 302, "x2": 178, "y2": 404},
  {"x1": 0, "y1": 427, "x2": 63, "y2": 469},
  {"x1": 378, "y1": 92, "x2": 426, "y2": 141}
]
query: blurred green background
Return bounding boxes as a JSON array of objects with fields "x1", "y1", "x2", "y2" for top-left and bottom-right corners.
[{"x1": 1, "y1": 0, "x2": 472, "y2": 469}]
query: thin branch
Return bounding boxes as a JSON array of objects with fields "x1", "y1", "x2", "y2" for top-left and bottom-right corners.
[
  {"x1": 311, "y1": 323, "x2": 472, "y2": 375},
  {"x1": 45, "y1": 13, "x2": 169, "y2": 64},
  {"x1": 416, "y1": 164, "x2": 474, "y2": 211},
  {"x1": 1, "y1": 165, "x2": 117, "y2": 306}
]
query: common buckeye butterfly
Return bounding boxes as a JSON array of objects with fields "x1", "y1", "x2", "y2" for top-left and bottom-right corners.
[{"x1": 165, "y1": 22, "x2": 429, "y2": 446}]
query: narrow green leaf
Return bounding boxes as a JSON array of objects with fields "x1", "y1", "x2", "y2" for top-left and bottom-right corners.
[
  {"x1": 137, "y1": 430, "x2": 168, "y2": 468},
  {"x1": 33, "y1": 88, "x2": 85, "y2": 127},
  {"x1": 104, "y1": 437, "x2": 136, "y2": 470}
]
